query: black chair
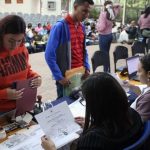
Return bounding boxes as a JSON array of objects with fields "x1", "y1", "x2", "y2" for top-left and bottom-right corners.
[
  {"x1": 91, "y1": 51, "x2": 109, "y2": 72},
  {"x1": 113, "y1": 45, "x2": 128, "y2": 72},
  {"x1": 131, "y1": 41, "x2": 146, "y2": 56}
]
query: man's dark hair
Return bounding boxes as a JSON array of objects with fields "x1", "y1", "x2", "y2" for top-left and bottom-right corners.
[{"x1": 74, "y1": 0, "x2": 94, "y2": 5}]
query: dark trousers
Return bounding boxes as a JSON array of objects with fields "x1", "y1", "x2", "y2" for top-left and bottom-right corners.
[
  {"x1": 56, "y1": 81, "x2": 63, "y2": 99},
  {"x1": 99, "y1": 33, "x2": 113, "y2": 72}
]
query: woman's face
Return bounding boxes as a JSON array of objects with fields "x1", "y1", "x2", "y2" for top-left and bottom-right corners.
[
  {"x1": 137, "y1": 62, "x2": 150, "y2": 85},
  {"x1": 3, "y1": 33, "x2": 24, "y2": 50}
]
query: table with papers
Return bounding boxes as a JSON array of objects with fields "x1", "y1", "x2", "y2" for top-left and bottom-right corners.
[{"x1": 0, "y1": 98, "x2": 85, "y2": 150}]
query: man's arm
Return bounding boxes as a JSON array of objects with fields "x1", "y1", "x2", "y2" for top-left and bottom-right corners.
[{"x1": 45, "y1": 23, "x2": 64, "y2": 81}]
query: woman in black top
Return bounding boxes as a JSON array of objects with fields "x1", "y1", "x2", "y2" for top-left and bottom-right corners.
[
  {"x1": 41, "y1": 72, "x2": 143, "y2": 150},
  {"x1": 77, "y1": 72, "x2": 143, "y2": 150}
]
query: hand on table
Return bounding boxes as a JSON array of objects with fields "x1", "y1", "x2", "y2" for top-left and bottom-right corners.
[
  {"x1": 122, "y1": 80, "x2": 141, "y2": 95},
  {"x1": 41, "y1": 136, "x2": 56, "y2": 150},
  {"x1": 128, "y1": 84, "x2": 141, "y2": 96},
  {"x1": 7, "y1": 88, "x2": 24, "y2": 100}
]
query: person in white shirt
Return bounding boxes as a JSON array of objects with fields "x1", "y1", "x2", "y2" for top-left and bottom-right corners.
[{"x1": 26, "y1": 23, "x2": 34, "y2": 39}]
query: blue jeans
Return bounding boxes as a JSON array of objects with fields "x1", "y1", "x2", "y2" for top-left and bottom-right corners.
[
  {"x1": 56, "y1": 81, "x2": 63, "y2": 99},
  {"x1": 99, "y1": 33, "x2": 113, "y2": 72}
]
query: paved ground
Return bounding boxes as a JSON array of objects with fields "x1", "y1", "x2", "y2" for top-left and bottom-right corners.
[{"x1": 29, "y1": 43, "x2": 132, "y2": 101}]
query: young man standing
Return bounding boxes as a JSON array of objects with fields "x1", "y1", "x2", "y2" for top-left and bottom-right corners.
[{"x1": 45, "y1": 0, "x2": 94, "y2": 98}]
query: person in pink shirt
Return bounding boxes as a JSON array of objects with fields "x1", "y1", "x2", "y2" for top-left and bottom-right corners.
[
  {"x1": 138, "y1": 7, "x2": 150, "y2": 45},
  {"x1": 35, "y1": 23, "x2": 43, "y2": 34},
  {"x1": 96, "y1": 0, "x2": 121, "y2": 72}
]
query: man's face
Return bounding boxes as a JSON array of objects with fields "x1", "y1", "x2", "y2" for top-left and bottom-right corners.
[
  {"x1": 3, "y1": 34, "x2": 24, "y2": 50},
  {"x1": 74, "y1": 2, "x2": 91, "y2": 22}
]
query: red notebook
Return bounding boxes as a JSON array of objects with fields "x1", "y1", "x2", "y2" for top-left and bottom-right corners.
[{"x1": 16, "y1": 78, "x2": 37, "y2": 116}]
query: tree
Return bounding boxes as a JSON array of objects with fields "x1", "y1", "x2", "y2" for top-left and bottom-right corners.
[
  {"x1": 119, "y1": 0, "x2": 148, "y2": 23},
  {"x1": 89, "y1": 7, "x2": 100, "y2": 20}
]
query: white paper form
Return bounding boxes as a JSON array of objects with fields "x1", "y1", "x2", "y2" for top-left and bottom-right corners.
[
  {"x1": 69, "y1": 98, "x2": 85, "y2": 118},
  {"x1": 35, "y1": 101, "x2": 81, "y2": 149},
  {"x1": 0, "y1": 125, "x2": 45, "y2": 150}
]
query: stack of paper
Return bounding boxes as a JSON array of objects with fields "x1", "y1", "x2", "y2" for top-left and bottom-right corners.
[
  {"x1": 69, "y1": 98, "x2": 85, "y2": 118},
  {"x1": 0, "y1": 125, "x2": 44, "y2": 150}
]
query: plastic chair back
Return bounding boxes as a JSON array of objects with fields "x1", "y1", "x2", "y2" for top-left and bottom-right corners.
[
  {"x1": 113, "y1": 45, "x2": 128, "y2": 72},
  {"x1": 131, "y1": 41, "x2": 146, "y2": 56},
  {"x1": 91, "y1": 51, "x2": 109, "y2": 72}
]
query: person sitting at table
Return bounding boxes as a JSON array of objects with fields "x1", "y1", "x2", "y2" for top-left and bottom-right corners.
[
  {"x1": 41, "y1": 72, "x2": 143, "y2": 150},
  {"x1": 129, "y1": 54, "x2": 150, "y2": 122},
  {"x1": 0, "y1": 15, "x2": 42, "y2": 114},
  {"x1": 35, "y1": 23, "x2": 43, "y2": 34}
]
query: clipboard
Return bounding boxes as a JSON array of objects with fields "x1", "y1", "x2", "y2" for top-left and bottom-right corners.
[
  {"x1": 63, "y1": 67, "x2": 85, "y2": 96},
  {"x1": 15, "y1": 78, "x2": 37, "y2": 116}
]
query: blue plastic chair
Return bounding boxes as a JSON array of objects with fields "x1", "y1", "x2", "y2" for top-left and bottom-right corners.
[{"x1": 124, "y1": 120, "x2": 150, "y2": 150}]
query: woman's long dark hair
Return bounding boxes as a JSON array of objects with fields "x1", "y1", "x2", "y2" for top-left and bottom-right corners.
[
  {"x1": 82, "y1": 72, "x2": 131, "y2": 135},
  {"x1": 104, "y1": 0, "x2": 113, "y2": 20},
  {"x1": 143, "y1": 6, "x2": 150, "y2": 18},
  {"x1": 0, "y1": 15, "x2": 26, "y2": 48}
]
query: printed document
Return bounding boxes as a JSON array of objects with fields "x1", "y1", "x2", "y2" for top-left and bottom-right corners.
[
  {"x1": 0, "y1": 125, "x2": 44, "y2": 150},
  {"x1": 69, "y1": 97, "x2": 85, "y2": 118},
  {"x1": 35, "y1": 101, "x2": 81, "y2": 149}
]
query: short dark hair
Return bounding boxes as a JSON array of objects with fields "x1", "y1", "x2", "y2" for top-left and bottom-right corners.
[
  {"x1": 27, "y1": 23, "x2": 32, "y2": 28},
  {"x1": 82, "y1": 72, "x2": 130, "y2": 134},
  {"x1": 140, "y1": 54, "x2": 150, "y2": 73},
  {"x1": 74, "y1": 0, "x2": 94, "y2": 5},
  {"x1": 0, "y1": 15, "x2": 26, "y2": 47}
]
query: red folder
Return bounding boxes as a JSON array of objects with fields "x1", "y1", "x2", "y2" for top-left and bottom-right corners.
[{"x1": 16, "y1": 78, "x2": 37, "y2": 116}]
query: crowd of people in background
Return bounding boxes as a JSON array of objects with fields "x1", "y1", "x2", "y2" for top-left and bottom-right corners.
[
  {"x1": 24, "y1": 5, "x2": 150, "y2": 59},
  {"x1": 25, "y1": 21, "x2": 51, "y2": 53}
]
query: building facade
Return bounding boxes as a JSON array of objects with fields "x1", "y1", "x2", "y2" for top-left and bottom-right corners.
[{"x1": 0, "y1": 0, "x2": 61, "y2": 15}]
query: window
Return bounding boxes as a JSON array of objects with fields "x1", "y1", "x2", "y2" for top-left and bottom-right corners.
[
  {"x1": 17, "y1": 0, "x2": 23, "y2": 3},
  {"x1": 5, "y1": 0, "x2": 11, "y2": 4},
  {"x1": 48, "y1": 1, "x2": 56, "y2": 10}
]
